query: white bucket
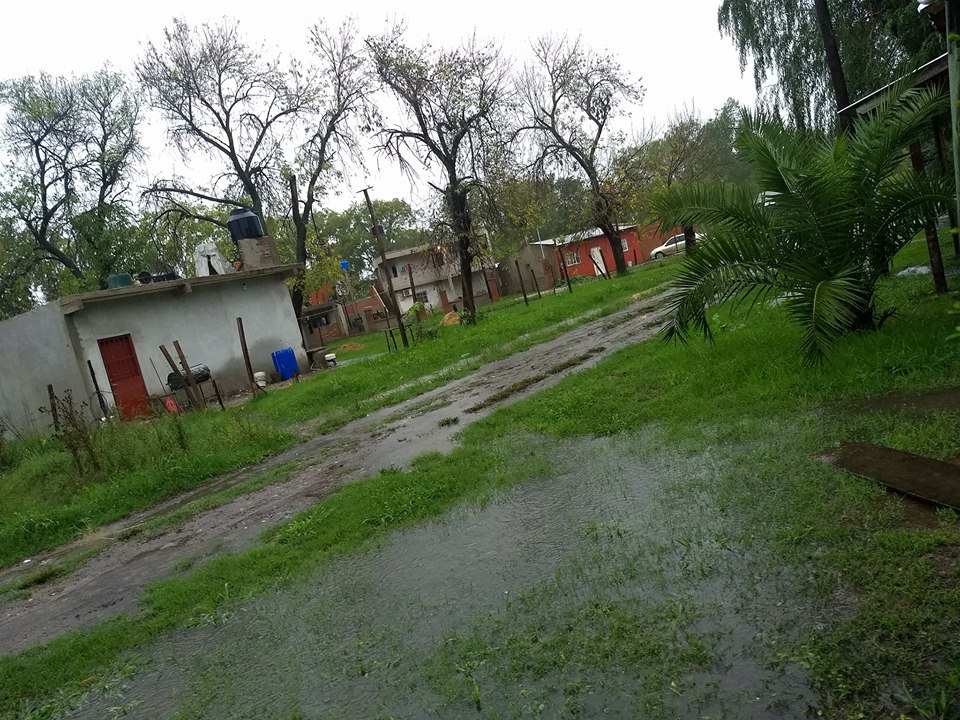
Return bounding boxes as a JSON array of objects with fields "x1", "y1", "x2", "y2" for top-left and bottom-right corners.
[{"x1": 253, "y1": 371, "x2": 267, "y2": 388}]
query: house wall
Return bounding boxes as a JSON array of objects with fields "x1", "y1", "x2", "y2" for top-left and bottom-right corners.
[
  {"x1": 0, "y1": 303, "x2": 89, "y2": 435},
  {"x1": 499, "y1": 245, "x2": 560, "y2": 297},
  {"x1": 67, "y1": 274, "x2": 306, "y2": 401},
  {"x1": 560, "y1": 225, "x2": 674, "y2": 277}
]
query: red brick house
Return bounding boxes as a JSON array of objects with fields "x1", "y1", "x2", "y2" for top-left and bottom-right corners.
[{"x1": 538, "y1": 224, "x2": 677, "y2": 278}]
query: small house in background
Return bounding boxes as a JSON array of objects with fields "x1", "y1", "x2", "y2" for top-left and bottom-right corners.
[
  {"x1": 536, "y1": 224, "x2": 676, "y2": 279},
  {"x1": 497, "y1": 241, "x2": 562, "y2": 297},
  {"x1": 0, "y1": 215, "x2": 307, "y2": 434},
  {"x1": 375, "y1": 244, "x2": 499, "y2": 315}
]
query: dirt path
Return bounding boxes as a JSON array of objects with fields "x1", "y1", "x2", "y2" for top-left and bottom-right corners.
[{"x1": 0, "y1": 295, "x2": 667, "y2": 656}]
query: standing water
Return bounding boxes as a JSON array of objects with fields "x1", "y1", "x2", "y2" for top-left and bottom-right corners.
[{"x1": 67, "y1": 434, "x2": 817, "y2": 719}]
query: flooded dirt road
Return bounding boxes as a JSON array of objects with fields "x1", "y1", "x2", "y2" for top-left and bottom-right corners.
[
  {"x1": 0, "y1": 295, "x2": 667, "y2": 656},
  {"x1": 65, "y1": 436, "x2": 817, "y2": 719}
]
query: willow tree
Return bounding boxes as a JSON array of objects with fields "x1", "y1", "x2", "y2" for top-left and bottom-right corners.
[
  {"x1": 519, "y1": 36, "x2": 643, "y2": 275},
  {"x1": 366, "y1": 27, "x2": 511, "y2": 321},
  {"x1": 719, "y1": 0, "x2": 941, "y2": 130}
]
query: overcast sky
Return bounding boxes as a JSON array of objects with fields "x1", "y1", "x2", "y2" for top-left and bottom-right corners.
[{"x1": 3, "y1": 0, "x2": 758, "y2": 213}]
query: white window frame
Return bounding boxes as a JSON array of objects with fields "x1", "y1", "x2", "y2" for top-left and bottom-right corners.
[{"x1": 565, "y1": 250, "x2": 581, "y2": 266}]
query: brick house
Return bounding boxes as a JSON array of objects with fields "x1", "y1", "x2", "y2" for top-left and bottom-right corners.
[{"x1": 539, "y1": 224, "x2": 677, "y2": 278}]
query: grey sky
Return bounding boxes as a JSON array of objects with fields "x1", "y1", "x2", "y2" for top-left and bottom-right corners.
[{"x1": 4, "y1": 0, "x2": 757, "y2": 213}]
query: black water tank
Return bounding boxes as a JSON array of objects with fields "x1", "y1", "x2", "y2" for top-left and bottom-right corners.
[{"x1": 227, "y1": 208, "x2": 264, "y2": 242}]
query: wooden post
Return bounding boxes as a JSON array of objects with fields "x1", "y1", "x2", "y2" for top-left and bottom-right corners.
[
  {"x1": 173, "y1": 340, "x2": 207, "y2": 410},
  {"x1": 236, "y1": 317, "x2": 262, "y2": 395},
  {"x1": 528, "y1": 266, "x2": 542, "y2": 300},
  {"x1": 87, "y1": 360, "x2": 109, "y2": 416},
  {"x1": 389, "y1": 328, "x2": 398, "y2": 352},
  {"x1": 482, "y1": 267, "x2": 495, "y2": 302},
  {"x1": 362, "y1": 187, "x2": 408, "y2": 348},
  {"x1": 514, "y1": 259, "x2": 529, "y2": 306},
  {"x1": 46, "y1": 384, "x2": 60, "y2": 432},
  {"x1": 159, "y1": 344, "x2": 200, "y2": 409},
  {"x1": 909, "y1": 141, "x2": 949, "y2": 294},
  {"x1": 590, "y1": 253, "x2": 610, "y2": 280},
  {"x1": 384, "y1": 329, "x2": 392, "y2": 353},
  {"x1": 557, "y1": 246, "x2": 573, "y2": 294}
]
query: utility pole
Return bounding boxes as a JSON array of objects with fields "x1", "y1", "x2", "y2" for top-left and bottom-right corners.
[{"x1": 360, "y1": 187, "x2": 409, "y2": 349}]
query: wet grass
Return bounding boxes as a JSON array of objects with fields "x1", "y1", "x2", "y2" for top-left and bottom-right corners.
[
  {"x1": 114, "y1": 460, "x2": 301, "y2": 543},
  {"x1": 4, "y1": 261, "x2": 960, "y2": 716},
  {"x1": 0, "y1": 261, "x2": 677, "y2": 571},
  {"x1": 0, "y1": 411, "x2": 294, "y2": 569},
  {"x1": 246, "y1": 262, "x2": 677, "y2": 426}
]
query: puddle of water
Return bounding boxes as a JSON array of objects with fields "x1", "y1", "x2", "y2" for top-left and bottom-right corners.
[{"x1": 66, "y1": 435, "x2": 818, "y2": 720}]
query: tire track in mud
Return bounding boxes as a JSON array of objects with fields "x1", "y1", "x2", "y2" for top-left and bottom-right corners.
[{"x1": 0, "y1": 294, "x2": 668, "y2": 655}]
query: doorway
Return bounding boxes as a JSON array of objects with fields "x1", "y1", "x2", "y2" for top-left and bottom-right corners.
[
  {"x1": 97, "y1": 334, "x2": 151, "y2": 419},
  {"x1": 590, "y1": 247, "x2": 607, "y2": 277}
]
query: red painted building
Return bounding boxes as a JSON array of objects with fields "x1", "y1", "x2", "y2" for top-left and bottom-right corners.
[{"x1": 540, "y1": 224, "x2": 677, "y2": 278}]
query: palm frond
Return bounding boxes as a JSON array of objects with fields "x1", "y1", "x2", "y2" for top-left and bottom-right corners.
[{"x1": 779, "y1": 264, "x2": 868, "y2": 366}]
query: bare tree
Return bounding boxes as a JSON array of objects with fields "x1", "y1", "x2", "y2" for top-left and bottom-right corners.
[
  {"x1": 288, "y1": 19, "x2": 373, "y2": 313},
  {"x1": 366, "y1": 27, "x2": 511, "y2": 320},
  {"x1": 519, "y1": 36, "x2": 644, "y2": 275},
  {"x1": 136, "y1": 19, "x2": 310, "y2": 226},
  {"x1": 0, "y1": 74, "x2": 83, "y2": 278}
]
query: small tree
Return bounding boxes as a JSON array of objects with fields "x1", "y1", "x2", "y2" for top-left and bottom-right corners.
[
  {"x1": 519, "y1": 36, "x2": 643, "y2": 275},
  {"x1": 653, "y1": 88, "x2": 950, "y2": 365},
  {"x1": 366, "y1": 27, "x2": 511, "y2": 321}
]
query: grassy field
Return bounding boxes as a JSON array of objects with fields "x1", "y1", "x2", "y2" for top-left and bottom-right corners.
[
  {"x1": 0, "y1": 261, "x2": 678, "y2": 569},
  {"x1": 3, "y1": 252, "x2": 960, "y2": 716}
]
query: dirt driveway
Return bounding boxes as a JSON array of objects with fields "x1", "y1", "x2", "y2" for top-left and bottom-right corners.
[{"x1": 0, "y1": 294, "x2": 667, "y2": 655}]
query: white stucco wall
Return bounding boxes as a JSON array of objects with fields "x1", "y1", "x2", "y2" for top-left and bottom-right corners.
[
  {"x1": 67, "y1": 274, "x2": 307, "y2": 401},
  {"x1": 0, "y1": 303, "x2": 89, "y2": 435}
]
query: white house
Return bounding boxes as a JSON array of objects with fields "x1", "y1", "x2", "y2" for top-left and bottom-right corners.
[
  {"x1": 376, "y1": 244, "x2": 496, "y2": 314},
  {"x1": 0, "y1": 265, "x2": 305, "y2": 434}
]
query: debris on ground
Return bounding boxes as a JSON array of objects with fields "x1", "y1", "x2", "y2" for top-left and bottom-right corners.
[
  {"x1": 441, "y1": 312, "x2": 461, "y2": 326},
  {"x1": 338, "y1": 342, "x2": 366, "y2": 352}
]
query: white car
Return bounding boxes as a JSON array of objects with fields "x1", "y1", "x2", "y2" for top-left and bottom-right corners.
[{"x1": 651, "y1": 233, "x2": 703, "y2": 259}]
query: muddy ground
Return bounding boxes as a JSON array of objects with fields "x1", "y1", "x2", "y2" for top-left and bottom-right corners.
[{"x1": 0, "y1": 295, "x2": 667, "y2": 656}]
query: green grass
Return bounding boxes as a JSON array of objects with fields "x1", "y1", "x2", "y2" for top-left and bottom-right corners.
[
  {"x1": 4, "y1": 262, "x2": 960, "y2": 717},
  {"x1": 892, "y1": 228, "x2": 959, "y2": 273},
  {"x1": 0, "y1": 261, "x2": 677, "y2": 570},
  {"x1": 0, "y1": 411, "x2": 294, "y2": 568},
  {"x1": 326, "y1": 330, "x2": 389, "y2": 362}
]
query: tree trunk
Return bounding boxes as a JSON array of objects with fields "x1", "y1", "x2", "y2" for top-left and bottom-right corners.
[
  {"x1": 447, "y1": 186, "x2": 477, "y2": 321},
  {"x1": 813, "y1": 0, "x2": 854, "y2": 132},
  {"x1": 595, "y1": 197, "x2": 627, "y2": 274},
  {"x1": 909, "y1": 141, "x2": 949, "y2": 294},
  {"x1": 683, "y1": 225, "x2": 696, "y2": 254},
  {"x1": 288, "y1": 174, "x2": 307, "y2": 317}
]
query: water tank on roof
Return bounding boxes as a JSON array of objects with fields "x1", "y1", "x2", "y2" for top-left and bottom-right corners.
[{"x1": 227, "y1": 207, "x2": 264, "y2": 242}]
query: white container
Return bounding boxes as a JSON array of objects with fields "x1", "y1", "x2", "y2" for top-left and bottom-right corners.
[{"x1": 253, "y1": 371, "x2": 267, "y2": 388}]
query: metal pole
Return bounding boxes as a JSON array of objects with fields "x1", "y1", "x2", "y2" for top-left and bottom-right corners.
[{"x1": 360, "y1": 187, "x2": 409, "y2": 349}]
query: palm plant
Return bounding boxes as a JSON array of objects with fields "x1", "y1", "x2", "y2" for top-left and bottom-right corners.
[{"x1": 653, "y1": 87, "x2": 951, "y2": 365}]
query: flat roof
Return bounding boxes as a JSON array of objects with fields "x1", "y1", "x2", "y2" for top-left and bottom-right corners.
[{"x1": 60, "y1": 264, "x2": 299, "y2": 315}]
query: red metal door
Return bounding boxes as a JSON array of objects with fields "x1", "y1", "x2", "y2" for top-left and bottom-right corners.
[{"x1": 98, "y1": 335, "x2": 151, "y2": 420}]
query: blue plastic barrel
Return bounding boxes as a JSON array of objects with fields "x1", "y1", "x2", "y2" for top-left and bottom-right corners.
[{"x1": 271, "y1": 347, "x2": 300, "y2": 381}]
